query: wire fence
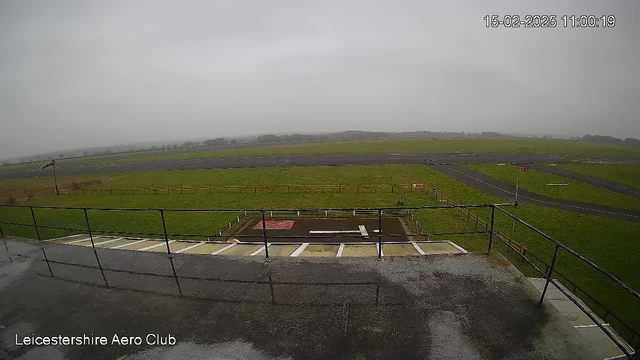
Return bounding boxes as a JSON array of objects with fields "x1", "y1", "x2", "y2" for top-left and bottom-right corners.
[{"x1": 0, "y1": 202, "x2": 638, "y2": 358}]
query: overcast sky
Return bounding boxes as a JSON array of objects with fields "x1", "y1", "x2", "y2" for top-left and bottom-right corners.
[{"x1": 1, "y1": 1, "x2": 638, "y2": 159}]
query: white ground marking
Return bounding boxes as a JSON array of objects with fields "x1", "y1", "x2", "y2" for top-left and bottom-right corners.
[
  {"x1": 448, "y1": 241, "x2": 468, "y2": 254},
  {"x1": 574, "y1": 324, "x2": 608, "y2": 328},
  {"x1": 249, "y1": 244, "x2": 270, "y2": 256},
  {"x1": 412, "y1": 242, "x2": 426, "y2": 255},
  {"x1": 110, "y1": 239, "x2": 147, "y2": 249},
  {"x1": 376, "y1": 243, "x2": 384, "y2": 256},
  {"x1": 336, "y1": 243, "x2": 345, "y2": 257},
  {"x1": 211, "y1": 243, "x2": 237, "y2": 255},
  {"x1": 138, "y1": 240, "x2": 175, "y2": 252},
  {"x1": 290, "y1": 243, "x2": 309, "y2": 257},
  {"x1": 359, "y1": 225, "x2": 369, "y2": 238},
  {"x1": 87, "y1": 237, "x2": 123, "y2": 247},
  {"x1": 176, "y1": 242, "x2": 206, "y2": 253},
  {"x1": 50, "y1": 234, "x2": 85, "y2": 242},
  {"x1": 309, "y1": 230, "x2": 360, "y2": 234},
  {"x1": 64, "y1": 237, "x2": 94, "y2": 245}
]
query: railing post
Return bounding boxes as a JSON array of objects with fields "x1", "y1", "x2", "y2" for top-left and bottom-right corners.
[
  {"x1": 487, "y1": 205, "x2": 495, "y2": 254},
  {"x1": 29, "y1": 206, "x2": 41, "y2": 241},
  {"x1": 377, "y1": 209, "x2": 383, "y2": 260},
  {"x1": 160, "y1": 210, "x2": 171, "y2": 255},
  {"x1": 539, "y1": 244, "x2": 560, "y2": 306},
  {"x1": 261, "y1": 211, "x2": 270, "y2": 260},
  {"x1": 83, "y1": 208, "x2": 109, "y2": 287}
]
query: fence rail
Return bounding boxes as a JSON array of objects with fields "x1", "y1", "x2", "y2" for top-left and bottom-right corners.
[{"x1": 0, "y1": 201, "x2": 637, "y2": 358}]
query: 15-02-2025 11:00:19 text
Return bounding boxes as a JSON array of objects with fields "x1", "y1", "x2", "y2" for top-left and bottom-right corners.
[{"x1": 484, "y1": 15, "x2": 616, "y2": 28}]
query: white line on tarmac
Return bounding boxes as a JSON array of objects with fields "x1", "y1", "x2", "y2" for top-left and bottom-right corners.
[
  {"x1": 448, "y1": 241, "x2": 468, "y2": 254},
  {"x1": 290, "y1": 243, "x2": 309, "y2": 257},
  {"x1": 336, "y1": 243, "x2": 345, "y2": 257},
  {"x1": 64, "y1": 237, "x2": 93, "y2": 245},
  {"x1": 250, "y1": 244, "x2": 270, "y2": 256},
  {"x1": 211, "y1": 243, "x2": 237, "y2": 255},
  {"x1": 111, "y1": 239, "x2": 147, "y2": 249},
  {"x1": 138, "y1": 240, "x2": 175, "y2": 251},
  {"x1": 359, "y1": 225, "x2": 369, "y2": 238},
  {"x1": 412, "y1": 242, "x2": 425, "y2": 255},
  {"x1": 89, "y1": 237, "x2": 123, "y2": 247},
  {"x1": 176, "y1": 242, "x2": 206, "y2": 253},
  {"x1": 309, "y1": 230, "x2": 360, "y2": 234}
]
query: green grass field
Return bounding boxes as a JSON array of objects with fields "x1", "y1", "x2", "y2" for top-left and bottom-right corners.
[
  {"x1": 463, "y1": 164, "x2": 640, "y2": 211},
  {"x1": 556, "y1": 163, "x2": 640, "y2": 190},
  {"x1": 1, "y1": 164, "x2": 639, "y2": 339},
  {"x1": 3, "y1": 137, "x2": 640, "y2": 172}
]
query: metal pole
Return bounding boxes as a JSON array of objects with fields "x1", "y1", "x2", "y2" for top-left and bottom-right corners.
[
  {"x1": 539, "y1": 244, "x2": 560, "y2": 306},
  {"x1": 486, "y1": 206, "x2": 495, "y2": 254},
  {"x1": 512, "y1": 175, "x2": 518, "y2": 233},
  {"x1": 160, "y1": 210, "x2": 171, "y2": 255},
  {"x1": 41, "y1": 248, "x2": 54, "y2": 277},
  {"x1": 52, "y1": 164, "x2": 59, "y2": 195},
  {"x1": 83, "y1": 209, "x2": 109, "y2": 287},
  {"x1": 377, "y1": 209, "x2": 383, "y2": 259},
  {"x1": 29, "y1": 207, "x2": 41, "y2": 241},
  {"x1": 261, "y1": 211, "x2": 270, "y2": 259}
]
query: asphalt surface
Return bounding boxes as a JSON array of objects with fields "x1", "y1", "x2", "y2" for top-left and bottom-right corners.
[
  {"x1": 428, "y1": 163, "x2": 640, "y2": 222},
  {"x1": 0, "y1": 238, "x2": 597, "y2": 360},
  {"x1": 3, "y1": 152, "x2": 639, "y2": 180}
]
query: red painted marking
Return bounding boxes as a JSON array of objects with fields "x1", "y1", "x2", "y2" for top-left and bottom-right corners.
[{"x1": 253, "y1": 219, "x2": 296, "y2": 230}]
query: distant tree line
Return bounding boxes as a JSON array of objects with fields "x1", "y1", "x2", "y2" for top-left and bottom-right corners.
[{"x1": 581, "y1": 134, "x2": 640, "y2": 146}]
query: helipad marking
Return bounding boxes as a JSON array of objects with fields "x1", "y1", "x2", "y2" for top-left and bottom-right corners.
[
  {"x1": 211, "y1": 243, "x2": 237, "y2": 255},
  {"x1": 250, "y1": 243, "x2": 271, "y2": 256},
  {"x1": 412, "y1": 242, "x2": 426, "y2": 255},
  {"x1": 290, "y1": 243, "x2": 309, "y2": 257},
  {"x1": 111, "y1": 239, "x2": 146, "y2": 249},
  {"x1": 336, "y1": 243, "x2": 345, "y2": 257},
  {"x1": 138, "y1": 240, "x2": 174, "y2": 252},
  {"x1": 176, "y1": 242, "x2": 205, "y2": 254}
]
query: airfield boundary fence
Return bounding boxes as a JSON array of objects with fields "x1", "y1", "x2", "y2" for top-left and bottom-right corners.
[{"x1": 0, "y1": 202, "x2": 638, "y2": 358}]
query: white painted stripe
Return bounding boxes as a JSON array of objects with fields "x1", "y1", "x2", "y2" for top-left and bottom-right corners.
[
  {"x1": 111, "y1": 239, "x2": 146, "y2": 249},
  {"x1": 211, "y1": 243, "x2": 237, "y2": 255},
  {"x1": 88, "y1": 237, "x2": 123, "y2": 247},
  {"x1": 64, "y1": 237, "x2": 93, "y2": 245},
  {"x1": 604, "y1": 354, "x2": 629, "y2": 360},
  {"x1": 359, "y1": 225, "x2": 369, "y2": 239},
  {"x1": 290, "y1": 243, "x2": 309, "y2": 257},
  {"x1": 377, "y1": 243, "x2": 384, "y2": 256},
  {"x1": 176, "y1": 242, "x2": 206, "y2": 253},
  {"x1": 250, "y1": 244, "x2": 270, "y2": 256},
  {"x1": 138, "y1": 240, "x2": 175, "y2": 252},
  {"x1": 336, "y1": 243, "x2": 345, "y2": 257},
  {"x1": 309, "y1": 230, "x2": 360, "y2": 234},
  {"x1": 448, "y1": 241, "x2": 468, "y2": 254},
  {"x1": 412, "y1": 242, "x2": 425, "y2": 255},
  {"x1": 573, "y1": 324, "x2": 602, "y2": 328}
]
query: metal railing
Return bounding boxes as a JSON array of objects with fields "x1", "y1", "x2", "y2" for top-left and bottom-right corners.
[{"x1": 0, "y1": 202, "x2": 638, "y2": 358}]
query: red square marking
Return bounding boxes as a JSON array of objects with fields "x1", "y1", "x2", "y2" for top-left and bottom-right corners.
[{"x1": 253, "y1": 219, "x2": 296, "y2": 230}]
